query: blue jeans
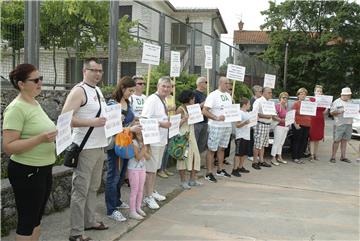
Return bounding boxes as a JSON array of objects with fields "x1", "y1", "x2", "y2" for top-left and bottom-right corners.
[{"x1": 105, "y1": 149, "x2": 128, "y2": 215}]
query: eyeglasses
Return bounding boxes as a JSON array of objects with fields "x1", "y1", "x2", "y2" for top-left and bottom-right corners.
[
  {"x1": 137, "y1": 82, "x2": 146, "y2": 86},
  {"x1": 282, "y1": 97, "x2": 288, "y2": 99},
  {"x1": 202, "y1": 81, "x2": 208, "y2": 84},
  {"x1": 26, "y1": 76, "x2": 43, "y2": 84},
  {"x1": 132, "y1": 75, "x2": 144, "y2": 80},
  {"x1": 86, "y1": 68, "x2": 103, "y2": 73}
]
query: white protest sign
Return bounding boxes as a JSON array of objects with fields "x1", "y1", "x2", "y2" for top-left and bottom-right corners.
[
  {"x1": 315, "y1": 95, "x2": 333, "y2": 108},
  {"x1": 343, "y1": 103, "x2": 360, "y2": 118},
  {"x1": 261, "y1": 101, "x2": 276, "y2": 115},
  {"x1": 186, "y1": 103, "x2": 204, "y2": 125},
  {"x1": 56, "y1": 110, "x2": 73, "y2": 155},
  {"x1": 169, "y1": 114, "x2": 181, "y2": 138},
  {"x1": 226, "y1": 64, "x2": 246, "y2": 82},
  {"x1": 103, "y1": 104, "x2": 123, "y2": 138},
  {"x1": 224, "y1": 104, "x2": 242, "y2": 122},
  {"x1": 141, "y1": 42, "x2": 161, "y2": 65},
  {"x1": 170, "y1": 51, "x2": 181, "y2": 77},
  {"x1": 246, "y1": 111, "x2": 258, "y2": 128},
  {"x1": 140, "y1": 118, "x2": 160, "y2": 145},
  {"x1": 300, "y1": 101, "x2": 317, "y2": 116},
  {"x1": 204, "y1": 45, "x2": 213, "y2": 69},
  {"x1": 263, "y1": 74, "x2": 276, "y2": 89},
  {"x1": 285, "y1": 110, "x2": 296, "y2": 126}
]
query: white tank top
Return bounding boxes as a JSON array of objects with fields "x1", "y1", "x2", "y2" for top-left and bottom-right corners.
[{"x1": 72, "y1": 82, "x2": 108, "y2": 149}]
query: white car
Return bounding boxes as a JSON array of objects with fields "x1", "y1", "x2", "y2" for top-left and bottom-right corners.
[{"x1": 352, "y1": 116, "x2": 360, "y2": 138}]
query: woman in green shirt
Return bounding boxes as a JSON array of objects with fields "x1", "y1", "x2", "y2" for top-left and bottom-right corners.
[{"x1": 2, "y1": 64, "x2": 57, "y2": 241}]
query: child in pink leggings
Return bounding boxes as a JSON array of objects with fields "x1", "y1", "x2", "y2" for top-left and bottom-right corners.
[{"x1": 128, "y1": 131, "x2": 149, "y2": 220}]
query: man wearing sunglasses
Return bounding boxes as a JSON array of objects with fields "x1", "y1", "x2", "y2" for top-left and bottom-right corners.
[{"x1": 130, "y1": 75, "x2": 147, "y2": 118}]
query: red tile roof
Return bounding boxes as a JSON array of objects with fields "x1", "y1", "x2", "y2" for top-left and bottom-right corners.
[{"x1": 233, "y1": 30, "x2": 269, "y2": 44}]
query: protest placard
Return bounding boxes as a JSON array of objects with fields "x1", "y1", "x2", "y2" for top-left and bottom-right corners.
[
  {"x1": 170, "y1": 51, "x2": 181, "y2": 77},
  {"x1": 224, "y1": 104, "x2": 242, "y2": 122},
  {"x1": 315, "y1": 95, "x2": 333, "y2": 108},
  {"x1": 141, "y1": 42, "x2": 161, "y2": 66},
  {"x1": 169, "y1": 114, "x2": 181, "y2": 138},
  {"x1": 56, "y1": 110, "x2": 73, "y2": 155},
  {"x1": 103, "y1": 104, "x2": 123, "y2": 138},
  {"x1": 285, "y1": 110, "x2": 296, "y2": 126},
  {"x1": 343, "y1": 103, "x2": 360, "y2": 118},
  {"x1": 226, "y1": 64, "x2": 246, "y2": 82},
  {"x1": 300, "y1": 101, "x2": 317, "y2": 116},
  {"x1": 246, "y1": 111, "x2": 258, "y2": 128},
  {"x1": 263, "y1": 74, "x2": 276, "y2": 89},
  {"x1": 261, "y1": 101, "x2": 276, "y2": 115},
  {"x1": 139, "y1": 118, "x2": 160, "y2": 144},
  {"x1": 187, "y1": 103, "x2": 204, "y2": 125},
  {"x1": 204, "y1": 45, "x2": 213, "y2": 69}
]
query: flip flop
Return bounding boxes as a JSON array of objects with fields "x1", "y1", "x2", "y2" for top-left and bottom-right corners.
[{"x1": 84, "y1": 221, "x2": 109, "y2": 231}]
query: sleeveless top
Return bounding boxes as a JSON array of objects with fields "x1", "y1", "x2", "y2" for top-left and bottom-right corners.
[{"x1": 72, "y1": 82, "x2": 108, "y2": 149}]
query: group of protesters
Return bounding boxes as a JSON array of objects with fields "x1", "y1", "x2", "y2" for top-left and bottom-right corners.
[{"x1": 2, "y1": 58, "x2": 359, "y2": 241}]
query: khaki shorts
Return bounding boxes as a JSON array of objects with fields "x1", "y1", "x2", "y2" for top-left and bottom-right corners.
[{"x1": 333, "y1": 124, "x2": 352, "y2": 141}]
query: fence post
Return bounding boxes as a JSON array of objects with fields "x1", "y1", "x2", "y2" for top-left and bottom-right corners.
[
  {"x1": 108, "y1": 0, "x2": 119, "y2": 85},
  {"x1": 211, "y1": 38, "x2": 217, "y2": 90},
  {"x1": 159, "y1": 12, "x2": 165, "y2": 60},
  {"x1": 24, "y1": 0, "x2": 40, "y2": 67},
  {"x1": 189, "y1": 28, "x2": 195, "y2": 74}
]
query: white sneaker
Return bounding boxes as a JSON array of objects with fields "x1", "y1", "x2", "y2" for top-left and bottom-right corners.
[
  {"x1": 144, "y1": 196, "x2": 159, "y2": 209},
  {"x1": 107, "y1": 210, "x2": 126, "y2": 222},
  {"x1": 271, "y1": 160, "x2": 280, "y2": 166},
  {"x1": 248, "y1": 156, "x2": 254, "y2": 161},
  {"x1": 129, "y1": 212, "x2": 144, "y2": 220},
  {"x1": 180, "y1": 182, "x2": 191, "y2": 190},
  {"x1": 118, "y1": 202, "x2": 129, "y2": 209},
  {"x1": 137, "y1": 209, "x2": 146, "y2": 217},
  {"x1": 152, "y1": 191, "x2": 166, "y2": 201}
]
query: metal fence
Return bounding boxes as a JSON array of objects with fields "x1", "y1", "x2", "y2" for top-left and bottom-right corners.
[{"x1": 1, "y1": 0, "x2": 276, "y2": 90}]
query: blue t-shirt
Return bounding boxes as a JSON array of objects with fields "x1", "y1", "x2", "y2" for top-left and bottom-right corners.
[{"x1": 194, "y1": 90, "x2": 208, "y2": 123}]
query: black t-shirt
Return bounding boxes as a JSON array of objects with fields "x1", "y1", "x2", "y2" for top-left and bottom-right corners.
[{"x1": 194, "y1": 90, "x2": 208, "y2": 123}]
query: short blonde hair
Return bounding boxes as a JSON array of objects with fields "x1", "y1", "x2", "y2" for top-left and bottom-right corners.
[
  {"x1": 314, "y1": 85, "x2": 323, "y2": 92},
  {"x1": 279, "y1": 92, "x2": 289, "y2": 100},
  {"x1": 296, "y1": 87, "x2": 308, "y2": 96}
]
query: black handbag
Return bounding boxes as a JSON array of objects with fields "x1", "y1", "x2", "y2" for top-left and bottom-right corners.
[{"x1": 63, "y1": 89, "x2": 102, "y2": 168}]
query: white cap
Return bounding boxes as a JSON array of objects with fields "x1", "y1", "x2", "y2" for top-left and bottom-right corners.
[{"x1": 341, "y1": 87, "x2": 352, "y2": 95}]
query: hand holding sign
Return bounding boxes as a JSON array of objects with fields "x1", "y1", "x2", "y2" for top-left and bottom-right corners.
[
  {"x1": 56, "y1": 110, "x2": 73, "y2": 155},
  {"x1": 300, "y1": 101, "x2": 317, "y2": 116},
  {"x1": 224, "y1": 104, "x2": 242, "y2": 122},
  {"x1": 139, "y1": 118, "x2": 160, "y2": 145}
]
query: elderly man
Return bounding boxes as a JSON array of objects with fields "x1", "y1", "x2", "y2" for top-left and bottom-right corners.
[
  {"x1": 202, "y1": 77, "x2": 233, "y2": 183},
  {"x1": 248, "y1": 85, "x2": 263, "y2": 161},
  {"x1": 141, "y1": 76, "x2": 172, "y2": 209},
  {"x1": 62, "y1": 58, "x2": 108, "y2": 241},
  {"x1": 194, "y1": 76, "x2": 208, "y2": 153},
  {"x1": 329, "y1": 87, "x2": 355, "y2": 163},
  {"x1": 252, "y1": 87, "x2": 274, "y2": 170}
]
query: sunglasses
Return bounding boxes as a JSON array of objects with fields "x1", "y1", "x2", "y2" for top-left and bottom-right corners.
[
  {"x1": 282, "y1": 97, "x2": 288, "y2": 99},
  {"x1": 86, "y1": 68, "x2": 103, "y2": 73},
  {"x1": 202, "y1": 81, "x2": 208, "y2": 84},
  {"x1": 137, "y1": 82, "x2": 146, "y2": 86},
  {"x1": 26, "y1": 76, "x2": 43, "y2": 84}
]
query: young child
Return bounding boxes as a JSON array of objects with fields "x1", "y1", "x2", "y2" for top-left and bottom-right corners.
[
  {"x1": 128, "y1": 129, "x2": 150, "y2": 220},
  {"x1": 232, "y1": 97, "x2": 251, "y2": 177}
]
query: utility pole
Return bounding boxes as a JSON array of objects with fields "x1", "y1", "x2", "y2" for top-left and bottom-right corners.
[
  {"x1": 283, "y1": 42, "x2": 289, "y2": 90},
  {"x1": 108, "y1": 0, "x2": 119, "y2": 85}
]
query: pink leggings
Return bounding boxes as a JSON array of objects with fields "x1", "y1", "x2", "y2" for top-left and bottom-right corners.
[{"x1": 128, "y1": 169, "x2": 146, "y2": 212}]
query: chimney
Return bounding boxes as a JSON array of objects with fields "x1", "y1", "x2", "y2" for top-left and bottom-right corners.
[{"x1": 238, "y1": 21, "x2": 244, "y2": 30}]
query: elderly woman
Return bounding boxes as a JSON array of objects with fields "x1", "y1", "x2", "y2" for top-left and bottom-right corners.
[
  {"x1": 309, "y1": 85, "x2": 327, "y2": 161},
  {"x1": 270, "y1": 92, "x2": 290, "y2": 166},
  {"x1": 2, "y1": 64, "x2": 57, "y2": 241},
  {"x1": 291, "y1": 87, "x2": 311, "y2": 164}
]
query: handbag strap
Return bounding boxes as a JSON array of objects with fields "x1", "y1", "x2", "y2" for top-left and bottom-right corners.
[{"x1": 78, "y1": 88, "x2": 102, "y2": 150}]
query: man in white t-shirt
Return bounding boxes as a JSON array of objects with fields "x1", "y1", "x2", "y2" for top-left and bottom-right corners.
[
  {"x1": 130, "y1": 75, "x2": 147, "y2": 118},
  {"x1": 329, "y1": 87, "x2": 355, "y2": 163},
  {"x1": 202, "y1": 77, "x2": 233, "y2": 183},
  {"x1": 141, "y1": 76, "x2": 172, "y2": 209},
  {"x1": 252, "y1": 87, "x2": 275, "y2": 170}
]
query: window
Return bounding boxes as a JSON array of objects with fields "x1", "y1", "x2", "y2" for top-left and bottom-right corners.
[
  {"x1": 171, "y1": 22, "x2": 202, "y2": 46},
  {"x1": 188, "y1": 23, "x2": 202, "y2": 46},
  {"x1": 121, "y1": 62, "x2": 136, "y2": 78},
  {"x1": 194, "y1": 65, "x2": 202, "y2": 75},
  {"x1": 119, "y1": 5, "x2": 132, "y2": 21},
  {"x1": 65, "y1": 58, "x2": 108, "y2": 85}
]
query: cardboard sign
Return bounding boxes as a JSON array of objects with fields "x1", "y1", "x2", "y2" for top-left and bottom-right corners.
[
  {"x1": 141, "y1": 42, "x2": 161, "y2": 65},
  {"x1": 187, "y1": 103, "x2": 204, "y2": 125},
  {"x1": 224, "y1": 104, "x2": 242, "y2": 122},
  {"x1": 170, "y1": 51, "x2": 181, "y2": 77},
  {"x1": 300, "y1": 101, "x2": 317, "y2": 116},
  {"x1": 315, "y1": 95, "x2": 333, "y2": 108},
  {"x1": 103, "y1": 104, "x2": 123, "y2": 138},
  {"x1": 285, "y1": 110, "x2": 296, "y2": 126},
  {"x1": 226, "y1": 64, "x2": 246, "y2": 82},
  {"x1": 263, "y1": 74, "x2": 276, "y2": 89},
  {"x1": 56, "y1": 110, "x2": 73, "y2": 155},
  {"x1": 169, "y1": 114, "x2": 181, "y2": 138},
  {"x1": 343, "y1": 103, "x2": 360, "y2": 118},
  {"x1": 204, "y1": 45, "x2": 213, "y2": 69},
  {"x1": 261, "y1": 101, "x2": 276, "y2": 115},
  {"x1": 246, "y1": 111, "x2": 258, "y2": 128},
  {"x1": 139, "y1": 118, "x2": 160, "y2": 145}
]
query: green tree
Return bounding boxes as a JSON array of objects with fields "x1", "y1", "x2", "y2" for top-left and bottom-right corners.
[{"x1": 260, "y1": 1, "x2": 360, "y2": 97}]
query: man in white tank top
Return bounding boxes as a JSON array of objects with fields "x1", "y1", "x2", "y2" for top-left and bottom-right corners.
[
  {"x1": 62, "y1": 58, "x2": 108, "y2": 241},
  {"x1": 130, "y1": 75, "x2": 147, "y2": 118}
]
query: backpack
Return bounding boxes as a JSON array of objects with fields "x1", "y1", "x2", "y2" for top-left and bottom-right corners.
[
  {"x1": 168, "y1": 132, "x2": 190, "y2": 160},
  {"x1": 114, "y1": 128, "x2": 135, "y2": 159}
]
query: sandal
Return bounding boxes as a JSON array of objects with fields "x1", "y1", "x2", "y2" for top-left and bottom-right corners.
[
  {"x1": 84, "y1": 221, "x2": 109, "y2": 231},
  {"x1": 340, "y1": 158, "x2": 351, "y2": 163},
  {"x1": 329, "y1": 158, "x2": 336, "y2": 163},
  {"x1": 69, "y1": 235, "x2": 93, "y2": 241}
]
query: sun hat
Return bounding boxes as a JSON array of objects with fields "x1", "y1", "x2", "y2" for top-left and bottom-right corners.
[{"x1": 340, "y1": 87, "x2": 352, "y2": 95}]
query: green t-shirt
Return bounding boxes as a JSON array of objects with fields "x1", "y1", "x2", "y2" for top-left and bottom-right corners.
[{"x1": 3, "y1": 98, "x2": 56, "y2": 166}]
